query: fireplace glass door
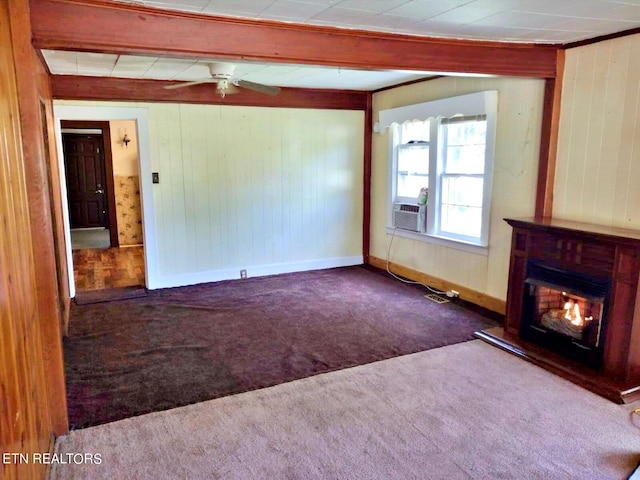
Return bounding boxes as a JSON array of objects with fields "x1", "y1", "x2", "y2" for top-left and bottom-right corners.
[{"x1": 522, "y1": 263, "x2": 610, "y2": 368}]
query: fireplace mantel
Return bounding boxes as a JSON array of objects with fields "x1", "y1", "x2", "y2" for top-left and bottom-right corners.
[
  {"x1": 475, "y1": 217, "x2": 640, "y2": 403},
  {"x1": 505, "y1": 217, "x2": 640, "y2": 246}
]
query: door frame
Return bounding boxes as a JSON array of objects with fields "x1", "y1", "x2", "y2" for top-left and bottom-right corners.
[
  {"x1": 53, "y1": 105, "x2": 158, "y2": 298},
  {"x1": 61, "y1": 120, "x2": 119, "y2": 247},
  {"x1": 39, "y1": 99, "x2": 68, "y2": 326}
]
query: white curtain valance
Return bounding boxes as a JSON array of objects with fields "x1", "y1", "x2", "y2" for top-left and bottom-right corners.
[{"x1": 375, "y1": 90, "x2": 498, "y2": 133}]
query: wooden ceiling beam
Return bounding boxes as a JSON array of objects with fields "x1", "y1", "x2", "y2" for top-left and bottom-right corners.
[
  {"x1": 30, "y1": 0, "x2": 560, "y2": 79},
  {"x1": 50, "y1": 75, "x2": 370, "y2": 110}
]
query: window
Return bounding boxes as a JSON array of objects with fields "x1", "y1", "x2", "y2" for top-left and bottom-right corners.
[
  {"x1": 437, "y1": 116, "x2": 487, "y2": 242},
  {"x1": 381, "y1": 91, "x2": 497, "y2": 247}
]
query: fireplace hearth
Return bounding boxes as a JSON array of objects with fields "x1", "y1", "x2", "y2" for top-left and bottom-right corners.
[{"x1": 475, "y1": 217, "x2": 640, "y2": 403}]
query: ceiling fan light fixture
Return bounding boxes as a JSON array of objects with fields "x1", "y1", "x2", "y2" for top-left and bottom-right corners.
[
  {"x1": 216, "y1": 78, "x2": 229, "y2": 98},
  {"x1": 163, "y1": 61, "x2": 280, "y2": 97},
  {"x1": 209, "y1": 62, "x2": 235, "y2": 79}
]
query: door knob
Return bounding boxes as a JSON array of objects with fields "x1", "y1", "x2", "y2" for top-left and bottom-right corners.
[{"x1": 95, "y1": 188, "x2": 104, "y2": 194}]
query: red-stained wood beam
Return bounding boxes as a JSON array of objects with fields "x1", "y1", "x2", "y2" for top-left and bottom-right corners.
[
  {"x1": 30, "y1": 0, "x2": 559, "y2": 79},
  {"x1": 535, "y1": 49, "x2": 565, "y2": 219},
  {"x1": 51, "y1": 75, "x2": 369, "y2": 110},
  {"x1": 362, "y1": 93, "x2": 373, "y2": 262}
]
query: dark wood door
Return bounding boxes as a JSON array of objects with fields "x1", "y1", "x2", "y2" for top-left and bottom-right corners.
[{"x1": 63, "y1": 133, "x2": 108, "y2": 229}]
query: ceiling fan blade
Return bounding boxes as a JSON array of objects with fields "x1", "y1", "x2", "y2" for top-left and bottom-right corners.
[
  {"x1": 163, "y1": 79, "x2": 215, "y2": 90},
  {"x1": 235, "y1": 79, "x2": 281, "y2": 96}
]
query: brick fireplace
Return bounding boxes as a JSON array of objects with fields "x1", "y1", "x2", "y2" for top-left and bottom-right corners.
[{"x1": 475, "y1": 217, "x2": 640, "y2": 403}]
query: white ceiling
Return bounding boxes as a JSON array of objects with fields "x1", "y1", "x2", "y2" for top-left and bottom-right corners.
[
  {"x1": 41, "y1": 50, "x2": 439, "y2": 91},
  {"x1": 120, "y1": 0, "x2": 640, "y2": 43},
  {"x1": 42, "y1": 0, "x2": 640, "y2": 91}
]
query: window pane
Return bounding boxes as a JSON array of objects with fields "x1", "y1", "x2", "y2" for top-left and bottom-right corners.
[
  {"x1": 444, "y1": 119, "x2": 486, "y2": 145},
  {"x1": 398, "y1": 145, "x2": 429, "y2": 174},
  {"x1": 400, "y1": 121, "x2": 430, "y2": 143},
  {"x1": 441, "y1": 176, "x2": 483, "y2": 208},
  {"x1": 440, "y1": 205, "x2": 482, "y2": 238},
  {"x1": 442, "y1": 119, "x2": 486, "y2": 174},
  {"x1": 445, "y1": 145, "x2": 485, "y2": 174},
  {"x1": 397, "y1": 145, "x2": 428, "y2": 199},
  {"x1": 440, "y1": 175, "x2": 483, "y2": 238}
]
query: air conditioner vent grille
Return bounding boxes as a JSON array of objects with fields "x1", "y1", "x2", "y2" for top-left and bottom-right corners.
[
  {"x1": 399, "y1": 204, "x2": 419, "y2": 213},
  {"x1": 393, "y1": 203, "x2": 426, "y2": 233}
]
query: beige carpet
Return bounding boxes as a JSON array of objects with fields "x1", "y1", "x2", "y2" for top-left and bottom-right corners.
[{"x1": 52, "y1": 341, "x2": 640, "y2": 479}]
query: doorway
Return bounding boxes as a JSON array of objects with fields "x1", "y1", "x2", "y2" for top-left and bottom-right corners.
[
  {"x1": 54, "y1": 105, "x2": 158, "y2": 298},
  {"x1": 61, "y1": 120, "x2": 118, "y2": 251},
  {"x1": 62, "y1": 121, "x2": 146, "y2": 292}
]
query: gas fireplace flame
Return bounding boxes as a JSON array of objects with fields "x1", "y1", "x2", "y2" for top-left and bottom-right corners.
[
  {"x1": 560, "y1": 296, "x2": 593, "y2": 326},
  {"x1": 563, "y1": 300, "x2": 582, "y2": 326}
]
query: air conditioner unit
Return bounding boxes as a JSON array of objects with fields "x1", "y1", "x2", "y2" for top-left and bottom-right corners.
[{"x1": 393, "y1": 203, "x2": 426, "y2": 233}]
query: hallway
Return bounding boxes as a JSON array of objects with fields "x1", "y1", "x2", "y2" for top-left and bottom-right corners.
[{"x1": 72, "y1": 246, "x2": 145, "y2": 291}]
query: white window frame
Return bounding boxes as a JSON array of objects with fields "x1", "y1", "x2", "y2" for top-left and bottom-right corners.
[{"x1": 380, "y1": 91, "x2": 498, "y2": 249}]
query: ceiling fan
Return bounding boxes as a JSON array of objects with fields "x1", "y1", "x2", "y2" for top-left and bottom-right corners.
[{"x1": 163, "y1": 62, "x2": 281, "y2": 98}]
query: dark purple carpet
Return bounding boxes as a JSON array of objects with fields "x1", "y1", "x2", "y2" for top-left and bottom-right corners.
[
  {"x1": 64, "y1": 265, "x2": 501, "y2": 429},
  {"x1": 74, "y1": 286, "x2": 148, "y2": 305}
]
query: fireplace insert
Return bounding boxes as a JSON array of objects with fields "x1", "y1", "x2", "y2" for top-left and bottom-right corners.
[{"x1": 521, "y1": 261, "x2": 611, "y2": 368}]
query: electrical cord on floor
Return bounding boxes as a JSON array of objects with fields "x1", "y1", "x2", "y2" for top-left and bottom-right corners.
[{"x1": 385, "y1": 226, "x2": 447, "y2": 295}]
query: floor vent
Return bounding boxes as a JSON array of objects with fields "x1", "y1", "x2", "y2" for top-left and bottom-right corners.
[{"x1": 425, "y1": 293, "x2": 450, "y2": 304}]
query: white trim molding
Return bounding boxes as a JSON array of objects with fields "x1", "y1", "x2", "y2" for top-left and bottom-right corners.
[
  {"x1": 151, "y1": 256, "x2": 364, "y2": 290},
  {"x1": 378, "y1": 90, "x2": 497, "y2": 132}
]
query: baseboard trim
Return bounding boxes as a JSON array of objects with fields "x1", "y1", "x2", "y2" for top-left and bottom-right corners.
[
  {"x1": 367, "y1": 256, "x2": 506, "y2": 314},
  {"x1": 119, "y1": 243, "x2": 143, "y2": 248},
  {"x1": 151, "y1": 255, "x2": 364, "y2": 290}
]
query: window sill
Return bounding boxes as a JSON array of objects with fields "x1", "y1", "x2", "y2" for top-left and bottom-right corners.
[{"x1": 385, "y1": 226, "x2": 489, "y2": 256}]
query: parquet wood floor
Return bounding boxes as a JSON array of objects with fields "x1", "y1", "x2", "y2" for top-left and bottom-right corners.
[{"x1": 73, "y1": 246, "x2": 145, "y2": 292}]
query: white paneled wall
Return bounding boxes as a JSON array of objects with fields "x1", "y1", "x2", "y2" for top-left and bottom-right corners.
[
  {"x1": 150, "y1": 104, "x2": 364, "y2": 284},
  {"x1": 57, "y1": 101, "x2": 364, "y2": 288},
  {"x1": 371, "y1": 77, "x2": 545, "y2": 301},
  {"x1": 554, "y1": 33, "x2": 640, "y2": 228}
]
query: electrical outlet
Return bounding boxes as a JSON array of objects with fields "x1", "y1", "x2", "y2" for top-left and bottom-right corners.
[{"x1": 240, "y1": 269, "x2": 247, "y2": 279}]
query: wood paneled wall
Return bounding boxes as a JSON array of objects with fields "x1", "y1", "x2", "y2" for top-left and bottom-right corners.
[
  {"x1": 1, "y1": 1, "x2": 69, "y2": 479},
  {"x1": 0, "y1": 2, "x2": 57, "y2": 479},
  {"x1": 8, "y1": 0, "x2": 68, "y2": 437},
  {"x1": 35, "y1": 47, "x2": 72, "y2": 326},
  {"x1": 554, "y1": 33, "x2": 640, "y2": 228}
]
